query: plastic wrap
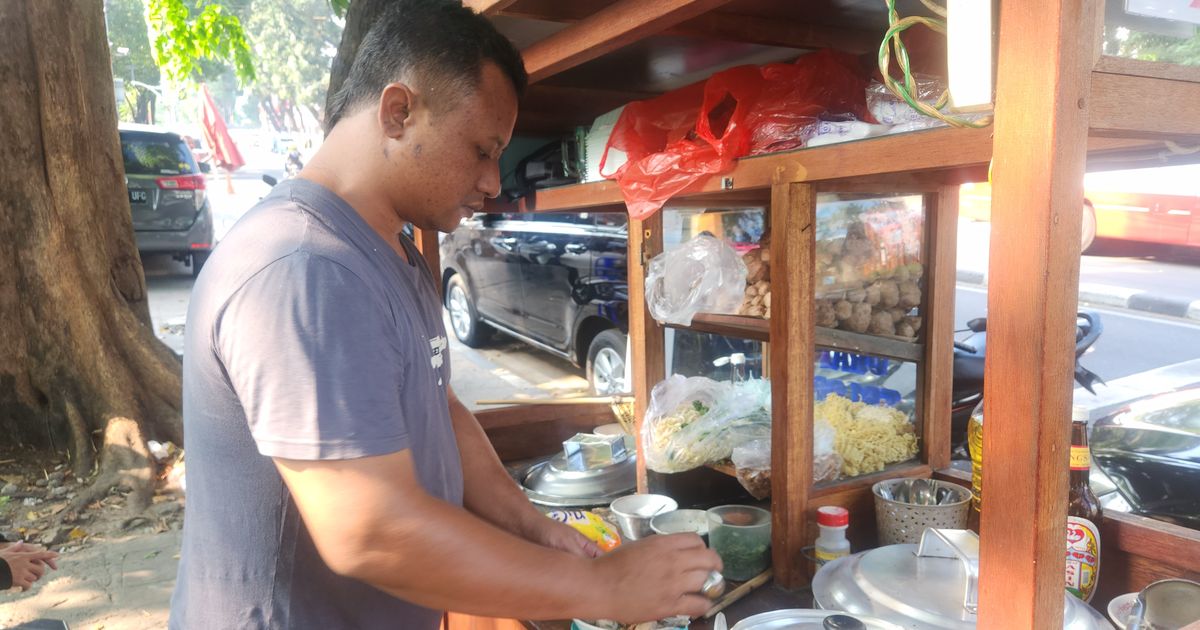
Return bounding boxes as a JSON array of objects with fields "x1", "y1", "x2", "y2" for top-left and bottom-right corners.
[
  {"x1": 642, "y1": 375, "x2": 771, "y2": 473},
  {"x1": 645, "y1": 234, "x2": 747, "y2": 326},
  {"x1": 730, "y1": 419, "x2": 842, "y2": 499}
]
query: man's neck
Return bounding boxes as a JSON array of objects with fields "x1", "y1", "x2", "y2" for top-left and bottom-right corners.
[{"x1": 300, "y1": 134, "x2": 410, "y2": 264}]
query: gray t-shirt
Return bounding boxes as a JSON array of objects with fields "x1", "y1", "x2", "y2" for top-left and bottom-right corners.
[{"x1": 170, "y1": 178, "x2": 462, "y2": 629}]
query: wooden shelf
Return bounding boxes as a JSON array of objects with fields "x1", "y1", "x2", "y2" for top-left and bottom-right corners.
[
  {"x1": 667, "y1": 313, "x2": 770, "y2": 342},
  {"x1": 814, "y1": 327, "x2": 924, "y2": 363},
  {"x1": 706, "y1": 461, "x2": 737, "y2": 477},
  {"x1": 811, "y1": 460, "x2": 931, "y2": 498},
  {"x1": 487, "y1": 125, "x2": 995, "y2": 214},
  {"x1": 661, "y1": 315, "x2": 925, "y2": 364}
]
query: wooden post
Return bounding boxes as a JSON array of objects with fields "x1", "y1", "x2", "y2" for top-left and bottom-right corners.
[
  {"x1": 768, "y1": 181, "x2": 815, "y2": 588},
  {"x1": 628, "y1": 211, "x2": 665, "y2": 493},
  {"x1": 980, "y1": 0, "x2": 1097, "y2": 627},
  {"x1": 922, "y1": 187, "x2": 960, "y2": 472}
]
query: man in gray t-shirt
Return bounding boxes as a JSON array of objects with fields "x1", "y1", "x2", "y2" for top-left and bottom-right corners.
[{"x1": 170, "y1": 2, "x2": 720, "y2": 628}]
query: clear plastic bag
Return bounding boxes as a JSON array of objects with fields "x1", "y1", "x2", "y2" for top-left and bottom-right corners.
[
  {"x1": 732, "y1": 438, "x2": 772, "y2": 499},
  {"x1": 645, "y1": 234, "x2": 747, "y2": 326},
  {"x1": 866, "y1": 75, "x2": 946, "y2": 126},
  {"x1": 730, "y1": 418, "x2": 842, "y2": 498},
  {"x1": 643, "y1": 375, "x2": 772, "y2": 473},
  {"x1": 813, "y1": 419, "x2": 843, "y2": 483}
]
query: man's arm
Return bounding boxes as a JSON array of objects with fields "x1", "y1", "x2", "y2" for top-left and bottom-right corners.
[
  {"x1": 446, "y1": 387, "x2": 597, "y2": 556},
  {"x1": 274, "y1": 451, "x2": 720, "y2": 622}
]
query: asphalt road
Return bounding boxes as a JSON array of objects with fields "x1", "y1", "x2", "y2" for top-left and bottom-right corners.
[{"x1": 954, "y1": 284, "x2": 1200, "y2": 382}]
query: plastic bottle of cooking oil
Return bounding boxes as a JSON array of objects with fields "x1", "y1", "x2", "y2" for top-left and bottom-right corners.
[{"x1": 967, "y1": 400, "x2": 984, "y2": 512}]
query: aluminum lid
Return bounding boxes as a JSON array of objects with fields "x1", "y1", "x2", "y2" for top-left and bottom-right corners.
[
  {"x1": 812, "y1": 529, "x2": 1113, "y2": 630},
  {"x1": 520, "y1": 452, "x2": 636, "y2": 507},
  {"x1": 730, "y1": 609, "x2": 904, "y2": 630}
]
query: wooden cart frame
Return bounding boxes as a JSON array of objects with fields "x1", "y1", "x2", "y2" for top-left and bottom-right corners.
[{"x1": 417, "y1": 1, "x2": 1200, "y2": 627}]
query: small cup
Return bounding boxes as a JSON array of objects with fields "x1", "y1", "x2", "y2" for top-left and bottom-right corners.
[
  {"x1": 706, "y1": 505, "x2": 771, "y2": 581},
  {"x1": 650, "y1": 509, "x2": 709, "y2": 543},
  {"x1": 610, "y1": 494, "x2": 677, "y2": 541}
]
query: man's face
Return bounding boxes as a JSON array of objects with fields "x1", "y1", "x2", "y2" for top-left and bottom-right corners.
[{"x1": 391, "y1": 62, "x2": 518, "y2": 233}]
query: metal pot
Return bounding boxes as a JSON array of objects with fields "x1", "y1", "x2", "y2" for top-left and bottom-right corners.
[
  {"x1": 730, "y1": 609, "x2": 904, "y2": 630},
  {"x1": 812, "y1": 529, "x2": 1113, "y2": 630},
  {"x1": 519, "y1": 451, "x2": 636, "y2": 507}
]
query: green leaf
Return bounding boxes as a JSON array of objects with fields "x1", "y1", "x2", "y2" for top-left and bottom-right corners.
[
  {"x1": 330, "y1": 0, "x2": 350, "y2": 19},
  {"x1": 145, "y1": 0, "x2": 256, "y2": 85}
]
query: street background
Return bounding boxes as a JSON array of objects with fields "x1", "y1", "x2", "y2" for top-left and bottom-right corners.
[{"x1": 6, "y1": 141, "x2": 1200, "y2": 629}]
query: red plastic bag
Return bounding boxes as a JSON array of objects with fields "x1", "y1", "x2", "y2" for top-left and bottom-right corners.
[
  {"x1": 746, "y1": 50, "x2": 872, "y2": 155},
  {"x1": 603, "y1": 49, "x2": 871, "y2": 220}
]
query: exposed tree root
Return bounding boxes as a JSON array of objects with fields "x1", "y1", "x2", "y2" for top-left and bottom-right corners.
[{"x1": 65, "y1": 416, "x2": 156, "y2": 517}]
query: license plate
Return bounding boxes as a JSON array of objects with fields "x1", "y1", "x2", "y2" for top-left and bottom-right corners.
[{"x1": 129, "y1": 190, "x2": 148, "y2": 203}]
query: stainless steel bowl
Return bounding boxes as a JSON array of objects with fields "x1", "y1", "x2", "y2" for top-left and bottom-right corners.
[{"x1": 610, "y1": 494, "x2": 677, "y2": 540}]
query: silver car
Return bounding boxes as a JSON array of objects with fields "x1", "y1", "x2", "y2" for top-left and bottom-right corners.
[{"x1": 120, "y1": 123, "x2": 214, "y2": 277}]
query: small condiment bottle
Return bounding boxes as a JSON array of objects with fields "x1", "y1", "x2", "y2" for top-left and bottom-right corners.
[{"x1": 814, "y1": 506, "x2": 851, "y2": 566}]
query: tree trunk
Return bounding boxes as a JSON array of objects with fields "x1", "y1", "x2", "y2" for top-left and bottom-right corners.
[
  {"x1": 323, "y1": 0, "x2": 389, "y2": 133},
  {"x1": 0, "y1": 0, "x2": 182, "y2": 515},
  {"x1": 261, "y1": 94, "x2": 285, "y2": 132}
]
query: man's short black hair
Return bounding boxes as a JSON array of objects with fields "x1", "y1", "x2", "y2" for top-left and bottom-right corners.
[{"x1": 326, "y1": 0, "x2": 527, "y2": 130}]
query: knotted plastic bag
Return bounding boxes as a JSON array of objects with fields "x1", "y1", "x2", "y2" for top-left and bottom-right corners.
[
  {"x1": 602, "y1": 49, "x2": 872, "y2": 220},
  {"x1": 643, "y1": 375, "x2": 772, "y2": 474},
  {"x1": 644, "y1": 234, "x2": 747, "y2": 326}
]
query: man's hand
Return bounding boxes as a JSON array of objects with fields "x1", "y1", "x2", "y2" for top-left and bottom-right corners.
[
  {"x1": 1, "y1": 542, "x2": 59, "y2": 590},
  {"x1": 527, "y1": 518, "x2": 602, "y2": 559},
  {"x1": 590, "y1": 533, "x2": 722, "y2": 624}
]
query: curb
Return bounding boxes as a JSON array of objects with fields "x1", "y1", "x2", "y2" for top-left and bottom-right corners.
[{"x1": 956, "y1": 269, "x2": 1200, "y2": 322}]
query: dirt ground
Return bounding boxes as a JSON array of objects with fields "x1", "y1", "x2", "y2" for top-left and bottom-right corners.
[{"x1": 0, "y1": 446, "x2": 183, "y2": 629}]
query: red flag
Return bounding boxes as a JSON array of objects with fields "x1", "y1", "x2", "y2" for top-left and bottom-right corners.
[{"x1": 200, "y1": 84, "x2": 245, "y2": 172}]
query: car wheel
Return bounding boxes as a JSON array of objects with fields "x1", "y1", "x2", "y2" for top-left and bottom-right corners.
[
  {"x1": 587, "y1": 329, "x2": 628, "y2": 396},
  {"x1": 445, "y1": 274, "x2": 493, "y2": 348},
  {"x1": 191, "y1": 251, "x2": 210, "y2": 279},
  {"x1": 1081, "y1": 200, "x2": 1097, "y2": 254}
]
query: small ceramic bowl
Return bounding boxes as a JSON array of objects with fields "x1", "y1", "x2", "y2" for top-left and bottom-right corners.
[
  {"x1": 1107, "y1": 592, "x2": 1138, "y2": 629},
  {"x1": 650, "y1": 508, "x2": 709, "y2": 542}
]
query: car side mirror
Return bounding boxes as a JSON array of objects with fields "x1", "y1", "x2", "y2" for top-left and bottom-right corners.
[{"x1": 199, "y1": 162, "x2": 212, "y2": 174}]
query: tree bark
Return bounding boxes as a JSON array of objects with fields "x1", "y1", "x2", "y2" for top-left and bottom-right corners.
[
  {"x1": 323, "y1": 0, "x2": 389, "y2": 133},
  {"x1": 0, "y1": 0, "x2": 182, "y2": 514}
]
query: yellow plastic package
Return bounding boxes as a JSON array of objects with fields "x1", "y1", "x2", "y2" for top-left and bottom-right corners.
[{"x1": 546, "y1": 509, "x2": 622, "y2": 552}]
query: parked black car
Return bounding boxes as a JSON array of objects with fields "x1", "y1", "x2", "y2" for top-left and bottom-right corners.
[
  {"x1": 440, "y1": 212, "x2": 631, "y2": 395},
  {"x1": 1091, "y1": 385, "x2": 1200, "y2": 530},
  {"x1": 120, "y1": 123, "x2": 214, "y2": 277}
]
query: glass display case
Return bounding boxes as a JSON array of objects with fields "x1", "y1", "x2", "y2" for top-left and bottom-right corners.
[{"x1": 814, "y1": 193, "x2": 926, "y2": 340}]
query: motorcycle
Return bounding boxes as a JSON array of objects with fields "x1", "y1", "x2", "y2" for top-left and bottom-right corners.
[{"x1": 949, "y1": 311, "x2": 1104, "y2": 457}]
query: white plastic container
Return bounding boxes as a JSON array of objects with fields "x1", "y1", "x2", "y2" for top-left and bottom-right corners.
[{"x1": 814, "y1": 505, "x2": 851, "y2": 566}]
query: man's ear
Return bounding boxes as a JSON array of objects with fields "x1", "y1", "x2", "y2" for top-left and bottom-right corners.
[{"x1": 378, "y1": 83, "x2": 418, "y2": 140}]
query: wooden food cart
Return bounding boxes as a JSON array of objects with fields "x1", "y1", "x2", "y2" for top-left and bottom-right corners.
[{"x1": 416, "y1": 1, "x2": 1200, "y2": 627}]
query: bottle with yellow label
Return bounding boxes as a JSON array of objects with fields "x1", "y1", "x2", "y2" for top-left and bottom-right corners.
[{"x1": 1066, "y1": 406, "x2": 1101, "y2": 602}]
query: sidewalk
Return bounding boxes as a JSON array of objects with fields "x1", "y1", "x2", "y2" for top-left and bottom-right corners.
[
  {"x1": 0, "y1": 531, "x2": 181, "y2": 630},
  {"x1": 956, "y1": 219, "x2": 1200, "y2": 320}
]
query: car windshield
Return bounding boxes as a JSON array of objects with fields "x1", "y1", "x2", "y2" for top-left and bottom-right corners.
[{"x1": 121, "y1": 134, "x2": 195, "y2": 176}]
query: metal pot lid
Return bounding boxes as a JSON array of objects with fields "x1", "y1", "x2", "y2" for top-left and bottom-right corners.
[
  {"x1": 730, "y1": 609, "x2": 904, "y2": 630},
  {"x1": 812, "y1": 529, "x2": 1113, "y2": 630},
  {"x1": 520, "y1": 452, "x2": 636, "y2": 507}
]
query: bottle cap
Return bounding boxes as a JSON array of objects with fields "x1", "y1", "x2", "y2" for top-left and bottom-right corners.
[
  {"x1": 1071, "y1": 405, "x2": 1089, "y2": 423},
  {"x1": 817, "y1": 505, "x2": 849, "y2": 527}
]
